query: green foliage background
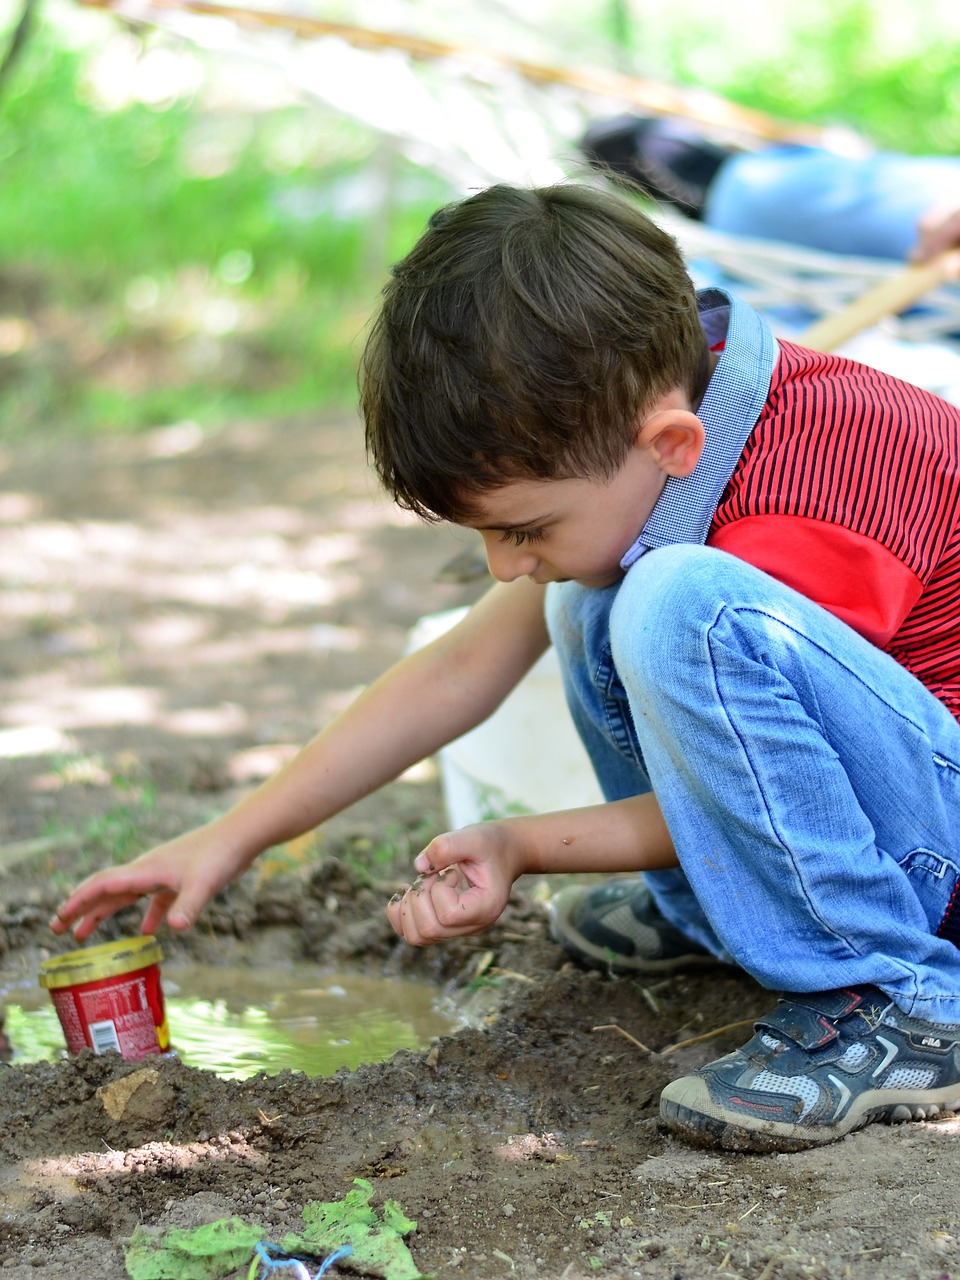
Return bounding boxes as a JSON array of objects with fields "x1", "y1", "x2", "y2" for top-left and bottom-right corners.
[
  {"x1": 0, "y1": 0, "x2": 957, "y2": 437},
  {"x1": 618, "y1": 0, "x2": 960, "y2": 155}
]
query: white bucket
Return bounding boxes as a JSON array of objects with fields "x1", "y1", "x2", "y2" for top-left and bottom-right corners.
[{"x1": 407, "y1": 608, "x2": 603, "y2": 829}]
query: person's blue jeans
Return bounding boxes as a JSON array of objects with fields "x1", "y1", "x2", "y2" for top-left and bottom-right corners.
[
  {"x1": 704, "y1": 145, "x2": 960, "y2": 261},
  {"x1": 546, "y1": 545, "x2": 960, "y2": 1023}
]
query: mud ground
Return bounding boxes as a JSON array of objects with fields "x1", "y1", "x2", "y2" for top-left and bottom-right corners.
[{"x1": 1, "y1": 413, "x2": 959, "y2": 1280}]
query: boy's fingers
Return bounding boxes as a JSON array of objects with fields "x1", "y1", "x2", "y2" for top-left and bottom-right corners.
[
  {"x1": 408, "y1": 878, "x2": 487, "y2": 938},
  {"x1": 397, "y1": 880, "x2": 461, "y2": 946},
  {"x1": 69, "y1": 905, "x2": 127, "y2": 943},
  {"x1": 55, "y1": 870, "x2": 147, "y2": 921},
  {"x1": 387, "y1": 872, "x2": 494, "y2": 945},
  {"x1": 50, "y1": 891, "x2": 96, "y2": 929},
  {"x1": 435, "y1": 864, "x2": 471, "y2": 892},
  {"x1": 394, "y1": 893, "x2": 428, "y2": 946},
  {"x1": 141, "y1": 892, "x2": 178, "y2": 935},
  {"x1": 52, "y1": 867, "x2": 188, "y2": 938},
  {"x1": 431, "y1": 880, "x2": 491, "y2": 930},
  {"x1": 167, "y1": 880, "x2": 217, "y2": 931},
  {"x1": 386, "y1": 885, "x2": 412, "y2": 938},
  {"x1": 52, "y1": 887, "x2": 140, "y2": 934}
]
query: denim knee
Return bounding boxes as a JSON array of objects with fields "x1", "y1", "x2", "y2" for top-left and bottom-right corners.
[{"x1": 608, "y1": 545, "x2": 735, "y2": 691}]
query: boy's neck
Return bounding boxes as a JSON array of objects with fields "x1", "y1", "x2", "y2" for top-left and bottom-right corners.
[{"x1": 692, "y1": 350, "x2": 722, "y2": 413}]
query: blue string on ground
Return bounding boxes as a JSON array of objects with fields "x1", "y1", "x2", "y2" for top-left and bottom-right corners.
[{"x1": 254, "y1": 1241, "x2": 354, "y2": 1279}]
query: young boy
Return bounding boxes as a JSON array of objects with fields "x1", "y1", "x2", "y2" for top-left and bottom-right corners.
[{"x1": 52, "y1": 182, "x2": 960, "y2": 1154}]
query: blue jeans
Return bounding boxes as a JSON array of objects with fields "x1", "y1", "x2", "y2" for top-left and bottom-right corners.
[
  {"x1": 705, "y1": 146, "x2": 960, "y2": 262},
  {"x1": 546, "y1": 546, "x2": 960, "y2": 1023}
]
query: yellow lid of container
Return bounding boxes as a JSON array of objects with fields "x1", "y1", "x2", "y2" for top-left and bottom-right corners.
[{"x1": 39, "y1": 936, "x2": 163, "y2": 990}]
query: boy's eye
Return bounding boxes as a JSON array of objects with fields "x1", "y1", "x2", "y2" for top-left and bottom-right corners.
[{"x1": 502, "y1": 528, "x2": 544, "y2": 547}]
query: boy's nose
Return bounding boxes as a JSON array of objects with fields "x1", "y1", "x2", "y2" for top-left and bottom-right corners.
[{"x1": 482, "y1": 535, "x2": 539, "y2": 582}]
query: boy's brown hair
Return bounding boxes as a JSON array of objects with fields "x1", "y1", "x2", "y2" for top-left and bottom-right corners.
[{"x1": 361, "y1": 181, "x2": 709, "y2": 523}]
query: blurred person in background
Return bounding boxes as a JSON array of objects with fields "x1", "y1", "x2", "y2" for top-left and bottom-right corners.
[{"x1": 581, "y1": 113, "x2": 960, "y2": 264}]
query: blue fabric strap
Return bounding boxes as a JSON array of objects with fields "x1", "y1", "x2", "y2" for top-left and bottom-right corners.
[{"x1": 620, "y1": 288, "x2": 778, "y2": 570}]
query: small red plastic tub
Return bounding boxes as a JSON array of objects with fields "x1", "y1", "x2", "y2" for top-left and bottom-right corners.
[{"x1": 39, "y1": 936, "x2": 170, "y2": 1061}]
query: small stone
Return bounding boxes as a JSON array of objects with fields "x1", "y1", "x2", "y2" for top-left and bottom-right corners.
[{"x1": 502, "y1": 1203, "x2": 515, "y2": 1217}]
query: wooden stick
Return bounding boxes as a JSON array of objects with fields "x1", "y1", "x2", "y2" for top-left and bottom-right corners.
[
  {"x1": 591, "y1": 1022, "x2": 655, "y2": 1054},
  {"x1": 75, "y1": 0, "x2": 827, "y2": 145},
  {"x1": 660, "y1": 1017, "x2": 756, "y2": 1056},
  {"x1": 798, "y1": 249, "x2": 960, "y2": 352}
]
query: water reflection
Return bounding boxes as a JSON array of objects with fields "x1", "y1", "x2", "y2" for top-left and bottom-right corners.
[{"x1": 2, "y1": 963, "x2": 458, "y2": 1080}]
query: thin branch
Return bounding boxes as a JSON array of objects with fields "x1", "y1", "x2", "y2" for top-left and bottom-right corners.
[
  {"x1": 660, "y1": 1018, "x2": 756, "y2": 1056},
  {"x1": 592, "y1": 1023, "x2": 655, "y2": 1054}
]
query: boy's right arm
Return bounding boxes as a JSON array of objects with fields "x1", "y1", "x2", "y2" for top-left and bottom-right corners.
[{"x1": 51, "y1": 577, "x2": 550, "y2": 941}]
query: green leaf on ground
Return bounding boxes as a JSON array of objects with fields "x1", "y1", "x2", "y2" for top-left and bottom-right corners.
[
  {"x1": 125, "y1": 1216, "x2": 265, "y2": 1280},
  {"x1": 283, "y1": 1178, "x2": 423, "y2": 1279},
  {"x1": 123, "y1": 1180, "x2": 423, "y2": 1280}
]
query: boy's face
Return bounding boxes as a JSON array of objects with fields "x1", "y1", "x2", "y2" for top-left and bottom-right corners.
[{"x1": 463, "y1": 393, "x2": 705, "y2": 589}]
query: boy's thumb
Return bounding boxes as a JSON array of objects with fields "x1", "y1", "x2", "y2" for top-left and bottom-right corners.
[{"x1": 413, "y1": 831, "x2": 469, "y2": 875}]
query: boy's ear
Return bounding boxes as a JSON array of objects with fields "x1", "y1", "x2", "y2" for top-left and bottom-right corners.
[{"x1": 636, "y1": 408, "x2": 705, "y2": 477}]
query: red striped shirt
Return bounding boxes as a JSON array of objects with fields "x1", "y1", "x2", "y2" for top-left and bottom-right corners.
[{"x1": 708, "y1": 339, "x2": 960, "y2": 720}]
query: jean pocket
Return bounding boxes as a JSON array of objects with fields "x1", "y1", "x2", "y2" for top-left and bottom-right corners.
[{"x1": 898, "y1": 847, "x2": 960, "y2": 944}]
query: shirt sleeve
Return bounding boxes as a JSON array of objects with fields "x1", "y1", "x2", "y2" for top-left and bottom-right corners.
[{"x1": 708, "y1": 513, "x2": 924, "y2": 648}]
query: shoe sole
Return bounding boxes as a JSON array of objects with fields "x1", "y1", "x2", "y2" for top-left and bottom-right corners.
[
  {"x1": 548, "y1": 884, "x2": 723, "y2": 977},
  {"x1": 660, "y1": 1074, "x2": 960, "y2": 1152}
]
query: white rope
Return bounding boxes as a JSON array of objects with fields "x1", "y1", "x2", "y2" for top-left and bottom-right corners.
[{"x1": 658, "y1": 212, "x2": 960, "y2": 347}]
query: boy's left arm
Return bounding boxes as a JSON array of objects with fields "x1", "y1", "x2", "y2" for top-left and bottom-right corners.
[{"x1": 388, "y1": 792, "x2": 677, "y2": 946}]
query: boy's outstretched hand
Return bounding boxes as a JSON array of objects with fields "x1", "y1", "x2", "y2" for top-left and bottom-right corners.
[
  {"x1": 387, "y1": 823, "x2": 526, "y2": 946},
  {"x1": 50, "y1": 824, "x2": 249, "y2": 942}
]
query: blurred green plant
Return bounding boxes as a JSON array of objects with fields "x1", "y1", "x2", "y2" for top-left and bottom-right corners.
[
  {"x1": 339, "y1": 812, "x2": 444, "y2": 884},
  {"x1": 0, "y1": 5, "x2": 451, "y2": 436},
  {"x1": 84, "y1": 775, "x2": 158, "y2": 860},
  {"x1": 41, "y1": 754, "x2": 160, "y2": 869},
  {"x1": 623, "y1": 0, "x2": 960, "y2": 154},
  {"x1": 0, "y1": 1, "x2": 957, "y2": 440}
]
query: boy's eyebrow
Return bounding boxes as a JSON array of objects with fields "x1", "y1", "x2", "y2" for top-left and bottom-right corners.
[{"x1": 465, "y1": 512, "x2": 553, "y2": 532}]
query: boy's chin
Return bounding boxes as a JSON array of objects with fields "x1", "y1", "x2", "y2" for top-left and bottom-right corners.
[
  {"x1": 535, "y1": 566, "x2": 624, "y2": 588},
  {"x1": 567, "y1": 571, "x2": 624, "y2": 589}
]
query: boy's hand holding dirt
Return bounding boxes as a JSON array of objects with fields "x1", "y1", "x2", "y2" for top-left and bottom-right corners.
[
  {"x1": 50, "y1": 823, "x2": 252, "y2": 941},
  {"x1": 387, "y1": 823, "x2": 527, "y2": 946}
]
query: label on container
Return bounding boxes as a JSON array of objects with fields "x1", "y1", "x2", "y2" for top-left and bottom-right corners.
[{"x1": 49, "y1": 963, "x2": 169, "y2": 1060}]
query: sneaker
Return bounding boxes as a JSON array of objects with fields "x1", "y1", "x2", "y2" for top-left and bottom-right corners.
[
  {"x1": 579, "y1": 114, "x2": 735, "y2": 220},
  {"x1": 548, "y1": 877, "x2": 718, "y2": 975},
  {"x1": 660, "y1": 985, "x2": 960, "y2": 1152}
]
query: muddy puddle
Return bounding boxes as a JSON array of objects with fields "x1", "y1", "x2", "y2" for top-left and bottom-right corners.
[{"x1": 2, "y1": 962, "x2": 460, "y2": 1078}]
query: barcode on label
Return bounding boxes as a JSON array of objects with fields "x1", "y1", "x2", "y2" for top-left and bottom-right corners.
[{"x1": 89, "y1": 1020, "x2": 121, "y2": 1055}]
